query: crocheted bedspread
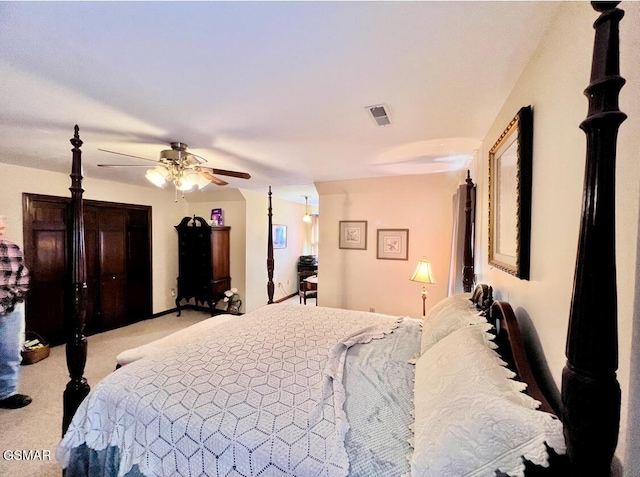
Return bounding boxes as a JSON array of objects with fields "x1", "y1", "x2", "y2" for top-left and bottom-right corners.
[{"x1": 57, "y1": 305, "x2": 401, "y2": 477}]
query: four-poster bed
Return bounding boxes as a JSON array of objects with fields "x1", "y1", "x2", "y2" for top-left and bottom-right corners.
[{"x1": 58, "y1": 2, "x2": 625, "y2": 475}]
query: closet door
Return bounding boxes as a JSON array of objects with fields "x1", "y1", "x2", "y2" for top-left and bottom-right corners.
[
  {"x1": 22, "y1": 195, "x2": 67, "y2": 345},
  {"x1": 23, "y1": 194, "x2": 152, "y2": 341},
  {"x1": 83, "y1": 207, "x2": 100, "y2": 335},
  {"x1": 126, "y1": 208, "x2": 152, "y2": 322},
  {"x1": 98, "y1": 208, "x2": 127, "y2": 330}
]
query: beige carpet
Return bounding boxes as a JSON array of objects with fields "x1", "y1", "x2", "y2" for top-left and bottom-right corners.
[{"x1": 0, "y1": 309, "x2": 211, "y2": 477}]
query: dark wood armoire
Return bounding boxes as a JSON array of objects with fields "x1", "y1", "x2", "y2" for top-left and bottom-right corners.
[
  {"x1": 22, "y1": 193, "x2": 152, "y2": 345},
  {"x1": 175, "y1": 216, "x2": 231, "y2": 316}
]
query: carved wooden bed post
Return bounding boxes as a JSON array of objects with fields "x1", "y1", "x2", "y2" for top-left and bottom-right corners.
[
  {"x1": 561, "y1": 2, "x2": 626, "y2": 475},
  {"x1": 62, "y1": 125, "x2": 91, "y2": 434},
  {"x1": 267, "y1": 186, "x2": 275, "y2": 304},
  {"x1": 462, "y1": 170, "x2": 476, "y2": 292}
]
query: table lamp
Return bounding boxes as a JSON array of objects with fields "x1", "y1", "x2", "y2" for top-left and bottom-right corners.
[{"x1": 410, "y1": 257, "x2": 436, "y2": 318}]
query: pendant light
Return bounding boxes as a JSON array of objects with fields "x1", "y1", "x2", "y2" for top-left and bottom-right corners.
[{"x1": 303, "y1": 196, "x2": 312, "y2": 223}]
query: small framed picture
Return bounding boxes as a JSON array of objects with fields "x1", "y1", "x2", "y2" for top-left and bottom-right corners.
[
  {"x1": 376, "y1": 229, "x2": 409, "y2": 260},
  {"x1": 339, "y1": 221, "x2": 367, "y2": 250},
  {"x1": 273, "y1": 224, "x2": 287, "y2": 249}
]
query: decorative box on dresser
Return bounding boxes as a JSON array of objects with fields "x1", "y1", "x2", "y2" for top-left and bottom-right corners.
[{"x1": 175, "y1": 216, "x2": 231, "y2": 316}]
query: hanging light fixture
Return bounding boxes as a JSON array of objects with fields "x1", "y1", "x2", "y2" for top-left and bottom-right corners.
[
  {"x1": 99, "y1": 142, "x2": 251, "y2": 198},
  {"x1": 303, "y1": 196, "x2": 313, "y2": 223}
]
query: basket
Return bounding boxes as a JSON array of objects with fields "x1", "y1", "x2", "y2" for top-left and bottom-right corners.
[{"x1": 21, "y1": 332, "x2": 50, "y2": 365}]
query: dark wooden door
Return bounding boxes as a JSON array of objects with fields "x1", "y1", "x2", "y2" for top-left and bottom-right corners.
[
  {"x1": 126, "y1": 209, "x2": 152, "y2": 321},
  {"x1": 22, "y1": 194, "x2": 152, "y2": 345},
  {"x1": 22, "y1": 195, "x2": 67, "y2": 345},
  {"x1": 83, "y1": 207, "x2": 100, "y2": 335},
  {"x1": 98, "y1": 208, "x2": 127, "y2": 330}
]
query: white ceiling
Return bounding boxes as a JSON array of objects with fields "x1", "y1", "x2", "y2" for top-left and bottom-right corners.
[{"x1": 0, "y1": 1, "x2": 559, "y2": 205}]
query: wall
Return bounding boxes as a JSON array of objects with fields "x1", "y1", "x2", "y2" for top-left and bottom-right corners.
[
  {"x1": 316, "y1": 171, "x2": 463, "y2": 317},
  {"x1": 0, "y1": 162, "x2": 186, "y2": 314},
  {"x1": 472, "y1": 3, "x2": 640, "y2": 472}
]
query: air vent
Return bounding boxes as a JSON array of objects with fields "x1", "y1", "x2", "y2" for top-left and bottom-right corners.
[{"x1": 366, "y1": 104, "x2": 391, "y2": 126}]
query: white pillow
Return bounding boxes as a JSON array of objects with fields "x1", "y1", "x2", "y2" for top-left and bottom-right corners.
[
  {"x1": 421, "y1": 293, "x2": 486, "y2": 354},
  {"x1": 412, "y1": 325, "x2": 566, "y2": 477}
]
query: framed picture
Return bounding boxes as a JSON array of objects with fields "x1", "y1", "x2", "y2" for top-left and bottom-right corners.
[
  {"x1": 376, "y1": 228, "x2": 409, "y2": 260},
  {"x1": 488, "y1": 105, "x2": 533, "y2": 279},
  {"x1": 339, "y1": 220, "x2": 367, "y2": 250},
  {"x1": 273, "y1": 224, "x2": 287, "y2": 249}
]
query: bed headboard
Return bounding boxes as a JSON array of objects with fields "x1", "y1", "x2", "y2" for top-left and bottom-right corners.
[{"x1": 488, "y1": 301, "x2": 555, "y2": 416}]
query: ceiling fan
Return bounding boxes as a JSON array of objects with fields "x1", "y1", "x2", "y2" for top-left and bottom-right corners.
[{"x1": 97, "y1": 142, "x2": 251, "y2": 192}]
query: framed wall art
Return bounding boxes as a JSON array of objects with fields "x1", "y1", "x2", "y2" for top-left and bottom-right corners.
[
  {"x1": 488, "y1": 105, "x2": 533, "y2": 279},
  {"x1": 376, "y1": 228, "x2": 409, "y2": 260},
  {"x1": 339, "y1": 221, "x2": 367, "y2": 250},
  {"x1": 272, "y1": 224, "x2": 287, "y2": 249}
]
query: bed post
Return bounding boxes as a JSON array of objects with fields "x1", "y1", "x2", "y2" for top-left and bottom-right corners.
[
  {"x1": 462, "y1": 170, "x2": 475, "y2": 292},
  {"x1": 267, "y1": 186, "x2": 275, "y2": 304},
  {"x1": 561, "y1": 3, "x2": 626, "y2": 475},
  {"x1": 62, "y1": 126, "x2": 91, "y2": 434}
]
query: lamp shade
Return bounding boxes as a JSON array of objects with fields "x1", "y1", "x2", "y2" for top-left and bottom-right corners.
[
  {"x1": 410, "y1": 258, "x2": 436, "y2": 284},
  {"x1": 145, "y1": 167, "x2": 169, "y2": 188}
]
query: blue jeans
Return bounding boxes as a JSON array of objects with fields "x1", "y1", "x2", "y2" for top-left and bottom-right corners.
[{"x1": 0, "y1": 302, "x2": 25, "y2": 400}]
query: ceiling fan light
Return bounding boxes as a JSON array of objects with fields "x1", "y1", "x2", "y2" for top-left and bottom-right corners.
[
  {"x1": 145, "y1": 167, "x2": 169, "y2": 188},
  {"x1": 176, "y1": 177, "x2": 196, "y2": 192},
  {"x1": 190, "y1": 172, "x2": 211, "y2": 190}
]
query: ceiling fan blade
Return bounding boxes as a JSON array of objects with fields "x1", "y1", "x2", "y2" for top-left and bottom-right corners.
[
  {"x1": 207, "y1": 167, "x2": 251, "y2": 180},
  {"x1": 185, "y1": 153, "x2": 207, "y2": 165},
  {"x1": 97, "y1": 164, "x2": 153, "y2": 167},
  {"x1": 97, "y1": 148, "x2": 158, "y2": 163},
  {"x1": 197, "y1": 170, "x2": 228, "y2": 186}
]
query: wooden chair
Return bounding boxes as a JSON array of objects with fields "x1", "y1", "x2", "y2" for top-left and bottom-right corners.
[{"x1": 298, "y1": 272, "x2": 317, "y2": 305}]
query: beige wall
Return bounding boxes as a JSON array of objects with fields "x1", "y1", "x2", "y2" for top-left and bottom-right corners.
[
  {"x1": 0, "y1": 162, "x2": 186, "y2": 313},
  {"x1": 471, "y1": 3, "x2": 640, "y2": 472},
  {"x1": 316, "y1": 171, "x2": 463, "y2": 317}
]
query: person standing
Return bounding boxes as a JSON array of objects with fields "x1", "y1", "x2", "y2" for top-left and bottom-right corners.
[{"x1": 0, "y1": 215, "x2": 32, "y2": 409}]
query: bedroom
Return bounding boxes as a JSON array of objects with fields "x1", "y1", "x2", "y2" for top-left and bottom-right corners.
[{"x1": 0, "y1": 1, "x2": 639, "y2": 476}]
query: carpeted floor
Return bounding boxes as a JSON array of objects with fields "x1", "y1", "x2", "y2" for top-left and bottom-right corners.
[{"x1": 0, "y1": 309, "x2": 211, "y2": 477}]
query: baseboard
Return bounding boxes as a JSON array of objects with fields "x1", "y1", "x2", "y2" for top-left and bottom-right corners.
[
  {"x1": 151, "y1": 305, "x2": 238, "y2": 318},
  {"x1": 275, "y1": 292, "x2": 298, "y2": 303}
]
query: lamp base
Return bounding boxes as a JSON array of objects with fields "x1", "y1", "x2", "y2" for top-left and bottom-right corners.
[{"x1": 421, "y1": 286, "x2": 428, "y2": 318}]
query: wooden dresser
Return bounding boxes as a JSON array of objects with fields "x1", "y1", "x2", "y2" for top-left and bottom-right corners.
[{"x1": 175, "y1": 216, "x2": 231, "y2": 316}]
